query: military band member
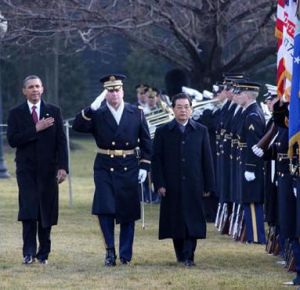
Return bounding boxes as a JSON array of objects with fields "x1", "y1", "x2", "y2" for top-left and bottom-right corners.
[
  {"x1": 72, "y1": 74, "x2": 152, "y2": 266},
  {"x1": 235, "y1": 81, "x2": 266, "y2": 244},
  {"x1": 152, "y1": 93, "x2": 215, "y2": 267}
]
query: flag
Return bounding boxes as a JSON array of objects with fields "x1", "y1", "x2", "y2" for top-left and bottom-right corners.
[
  {"x1": 276, "y1": 0, "x2": 285, "y2": 97},
  {"x1": 277, "y1": 0, "x2": 297, "y2": 100},
  {"x1": 289, "y1": 17, "x2": 300, "y2": 158}
]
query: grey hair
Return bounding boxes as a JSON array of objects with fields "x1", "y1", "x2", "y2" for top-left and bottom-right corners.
[{"x1": 23, "y1": 75, "x2": 42, "y2": 88}]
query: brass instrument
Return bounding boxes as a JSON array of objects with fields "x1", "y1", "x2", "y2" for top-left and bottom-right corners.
[
  {"x1": 145, "y1": 98, "x2": 220, "y2": 139},
  {"x1": 145, "y1": 108, "x2": 174, "y2": 138}
]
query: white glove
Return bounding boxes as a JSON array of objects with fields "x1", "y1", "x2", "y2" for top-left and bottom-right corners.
[
  {"x1": 91, "y1": 89, "x2": 107, "y2": 111},
  {"x1": 244, "y1": 171, "x2": 256, "y2": 181},
  {"x1": 138, "y1": 169, "x2": 147, "y2": 183},
  {"x1": 252, "y1": 145, "x2": 264, "y2": 157},
  {"x1": 294, "y1": 187, "x2": 297, "y2": 198}
]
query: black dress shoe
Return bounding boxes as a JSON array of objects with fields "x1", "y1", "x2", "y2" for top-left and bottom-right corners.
[
  {"x1": 37, "y1": 258, "x2": 48, "y2": 265},
  {"x1": 184, "y1": 259, "x2": 195, "y2": 267},
  {"x1": 120, "y1": 259, "x2": 130, "y2": 265},
  {"x1": 23, "y1": 255, "x2": 35, "y2": 265},
  {"x1": 105, "y1": 248, "x2": 116, "y2": 267}
]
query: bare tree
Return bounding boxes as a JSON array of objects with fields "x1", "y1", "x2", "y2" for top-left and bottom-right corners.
[{"x1": 0, "y1": 0, "x2": 277, "y2": 88}]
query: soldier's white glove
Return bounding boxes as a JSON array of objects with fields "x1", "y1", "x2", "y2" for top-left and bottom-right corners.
[
  {"x1": 91, "y1": 89, "x2": 107, "y2": 111},
  {"x1": 138, "y1": 169, "x2": 147, "y2": 183},
  {"x1": 294, "y1": 187, "x2": 297, "y2": 198},
  {"x1": 244, "y1": 171, "x2": 256, "y2": 181},
  {"x1": 252, "y1": 145, "x2": 264, "y2": 157}
]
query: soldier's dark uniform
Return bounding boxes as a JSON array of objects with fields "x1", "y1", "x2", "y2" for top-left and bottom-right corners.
[
  {"x1": 197, "y1": 105, "x2": 220, "y2": 222},
  {"x1": 73, "y1": 74, "x2": 151, "y2": 266},
  {"x1": 236, "y1": 83, "x2": 266, "y2": 244}
]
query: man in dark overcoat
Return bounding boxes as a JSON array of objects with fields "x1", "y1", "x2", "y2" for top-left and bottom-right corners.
[
  {"x1": 7, "y1": 75, "x2": 68, "y2": 264},
  {"x1": 72, "y1": 74, "x2": 151, "y2": 266},
  {"x1": 151, "y1": 93, "x2": 215, "y2": 267}
]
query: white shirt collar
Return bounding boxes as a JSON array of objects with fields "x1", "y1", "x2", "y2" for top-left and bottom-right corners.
[
  {"x1": 27, "y1": 100, "x2": 41, "y2": 119},
  {"x1": 106, "y1": 101, "x2": 125, "y2": 125}
]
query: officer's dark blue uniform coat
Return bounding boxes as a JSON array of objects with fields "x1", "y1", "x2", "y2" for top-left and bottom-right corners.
[
  {"x1": 151, "y1": 119, "x2": 215, "y2": 239},
  {"x1": 7, "y1": 101, "x2": 68, "y2": 227},
  {"x1": 72, "y1": 103, "x2": 151, "y2": 224},
  {"x1": 239, "y1": 102, "x2": 265, "y2": 203}
]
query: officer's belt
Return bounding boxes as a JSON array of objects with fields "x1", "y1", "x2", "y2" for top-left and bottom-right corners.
[
  {"x1": 238, "y1": 142, "x2": 247, "y2": 148},
  {"x1": 277, "y1": 153, "x2": 289, "y2": 160},
  {"x1": 98, "y1": 148, "x2": 135, "y2": 156}
]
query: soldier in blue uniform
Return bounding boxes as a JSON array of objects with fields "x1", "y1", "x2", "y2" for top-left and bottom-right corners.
[
  {"x1": 235, "y1": 81, "x2": 266, "y2": 244},
  {"x1": 72, "y1": 74, "x2": 152, "y2": 266}
]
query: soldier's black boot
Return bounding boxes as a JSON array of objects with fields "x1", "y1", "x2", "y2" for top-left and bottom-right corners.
[{"x1": 105, "y1": 248, "x2": 116, "y2": 267}]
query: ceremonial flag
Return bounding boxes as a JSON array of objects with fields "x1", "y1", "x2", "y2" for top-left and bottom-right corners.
[
  {"x1": 276, "y1": 0, "x2": 285, "y2": 97},
  {"x1": 277, "y1": 0, "x2": 297, "y2": 100},
  {"x1": 289, "y1": 17, "x2": 300, "y2": 157}
]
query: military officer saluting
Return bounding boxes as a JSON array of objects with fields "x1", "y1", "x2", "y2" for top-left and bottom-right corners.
[{"x1": 72, "y1": 74, "x2": 152, "y2": 266}]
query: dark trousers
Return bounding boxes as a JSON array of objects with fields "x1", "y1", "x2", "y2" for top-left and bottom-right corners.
[
  {"x1": 98, "y1": 215, "x2": 135, "y2": 262},
  {"x1": 292, "y1": 239, "x2": 300, "y2": 274},
  {"x1": 244, "y1": 203, "x2": 266, "y2": 244},
  {"x1": 172, "y1": 237, "x2": 197, "y2": 262},
  {"x1": 22, "y1": 220, "x2": 51, "y2": 260}
]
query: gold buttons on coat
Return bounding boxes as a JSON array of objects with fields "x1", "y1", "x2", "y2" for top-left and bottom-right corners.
[
  {"x1": 110, "y1": 168, "x2": 114, "y2": 172},
  {"x1": 112, "y1": 141, "x2": 116, "y2": 146}
]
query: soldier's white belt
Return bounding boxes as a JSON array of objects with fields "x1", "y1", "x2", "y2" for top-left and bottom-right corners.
[
  {"x1": 98, "y1": 148, "x2": 135, "y2": 156},
  {"x1": 277, "y1": 153, "x2": 289, "y2": 160},
  {"x1": 238, "y1": 142, "x2": 247, "y2": 148}
]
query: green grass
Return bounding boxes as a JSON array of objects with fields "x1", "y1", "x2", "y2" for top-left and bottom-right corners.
[{"x1": 0, "y1": 138, "x2": 294, "y2": 289}]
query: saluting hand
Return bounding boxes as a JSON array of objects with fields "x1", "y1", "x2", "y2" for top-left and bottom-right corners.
[
  {"x1": 35, "y1": 117, "x2": 54, "y2": 132},
  {"x1": 158, "y1": 187, "x2": 166, "y2": 197}
]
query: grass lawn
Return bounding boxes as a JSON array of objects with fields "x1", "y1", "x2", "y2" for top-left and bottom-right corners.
[{"x1": 0, "y1": 138, "x2": 294, "y2": 289}]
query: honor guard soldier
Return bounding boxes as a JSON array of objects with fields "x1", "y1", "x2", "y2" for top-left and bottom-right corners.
[
  {"x1": 72, "y1": 74, "x2": 152, "y2": 266},
  {"x1": 235, "y1": 81, "x2": 266, "y2": 244}
]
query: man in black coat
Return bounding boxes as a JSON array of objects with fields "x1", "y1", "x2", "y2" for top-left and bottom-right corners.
[
  {"x1": 72, "y1": 74, "x2": 151, "y2": 266},
  {"x1": 7, "y1": 75, "x2": 68, "y2": 265},
  {"x1": 151, "y1": 93, "x2": 215, "y2": 267}
]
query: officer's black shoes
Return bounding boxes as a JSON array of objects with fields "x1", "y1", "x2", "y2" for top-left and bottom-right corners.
[
  {"x1": 37, "y1": 258, "x2": 48, "y2": 265},
  {"x1": 120, "y1": 258, "x2": 131, "y2": 265},
  {"x1": 23, "y1": 255, "x2": 35, "y2": 265},
  {"x1": 283, "y1": 274, "x2": 300, "y2": 285},
  {"x1": 184, "y1": 259, "x2": 195, "y2": 267},
  {"x1": 105, "y1": 248, "x2": 116, "y2": 267},
  {"x1": 293, "y1": 275, "x2": 300, "y2": 285}
]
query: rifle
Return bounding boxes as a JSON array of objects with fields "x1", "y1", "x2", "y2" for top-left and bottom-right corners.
[
  {"x1": 215, "y1": 202, "x2": 221, "y2": 228},
  {"x1": 256, "y1": 122, "x2": 277, "y2": 150},
  {"x1": 228, "y1": 203, "x2": 236, "y2": 236},
  {"x1": 232, "y1": 204, "x2": 241, "y2": 239}
]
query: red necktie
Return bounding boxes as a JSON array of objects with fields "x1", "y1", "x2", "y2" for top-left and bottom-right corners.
[{"x1": 32, "y1": 106, "x2": 38, "y2": 124}]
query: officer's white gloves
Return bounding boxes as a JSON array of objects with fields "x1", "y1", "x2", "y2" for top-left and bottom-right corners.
[
  {"x1": 138, "y1": 169, "x2": 147, "y2": 183},
  {"x1": 252, "y1": 145, "x2": 264, "y2": 157},
  {"x1": 294, "y1": 187, "x2": 297, "y2": 198},
  {"x1": 244, "y1": 171, "x2": 256, "y2": 181},
  {"x1": 91, "y1": 89, "x2": 107, "y2": 111}
]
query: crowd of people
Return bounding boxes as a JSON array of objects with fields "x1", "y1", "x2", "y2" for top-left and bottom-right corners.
[{"x1": 6, "y1": 72, "x2": 300, "y2": 286}]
